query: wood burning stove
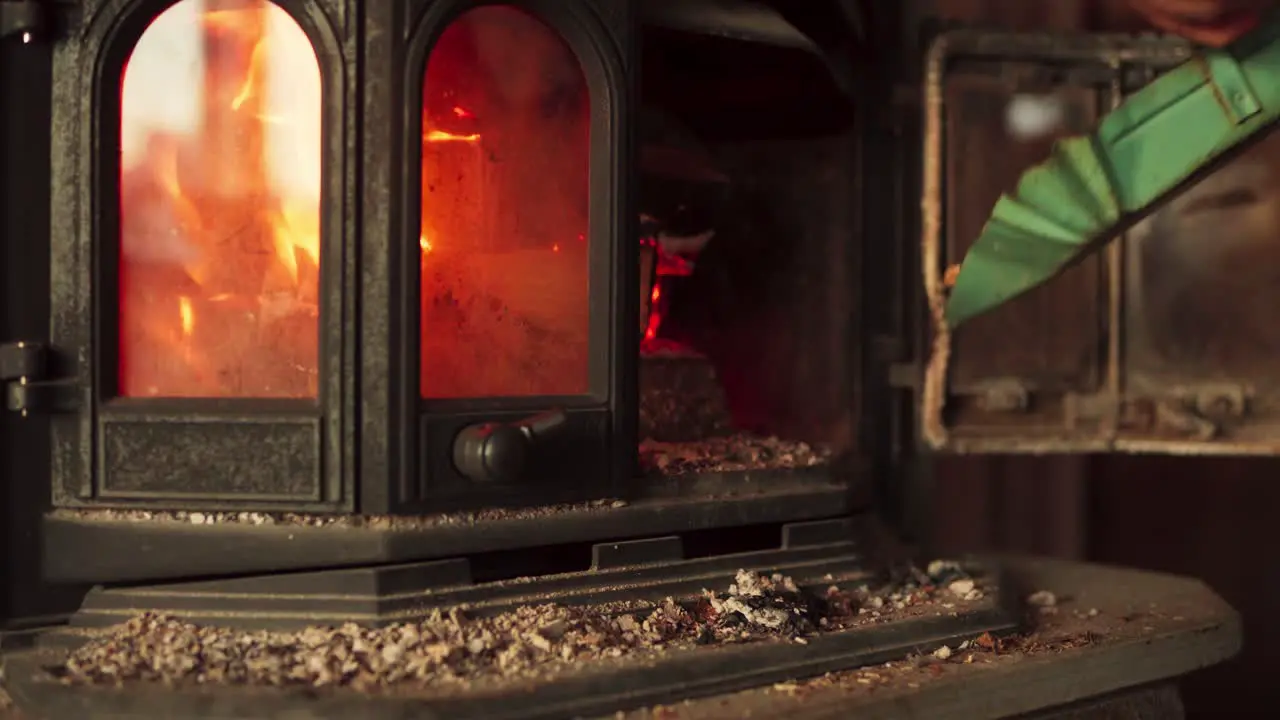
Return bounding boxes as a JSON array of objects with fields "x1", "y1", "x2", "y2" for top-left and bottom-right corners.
[
  {"x1": 0, "y1": 0, "x2": 882, "y2": 614},
  {"x1": 0, "y1": 1, "x2": 1239, "y2": 717},
  {"x1": 25, "y1": 0, "x2": 633, "y2": 517},
  {"x1": 0, "y1": 0, "x2": 903, "y2": 598}
]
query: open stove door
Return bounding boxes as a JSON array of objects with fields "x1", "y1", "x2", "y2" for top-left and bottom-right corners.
[{"x1": 909, "y1": 28, "x2": 1280, "y2": 456}]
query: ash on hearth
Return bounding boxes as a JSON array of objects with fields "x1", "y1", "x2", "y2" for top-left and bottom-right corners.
[
  {"x1": 695, "y1": 570, "x2": 826, "y2": 640},
  {"x1": 48, "y1": 568, "x2": 985, "y2": 692}
]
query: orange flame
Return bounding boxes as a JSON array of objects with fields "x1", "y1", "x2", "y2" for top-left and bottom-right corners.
[
  {"x1": 118, "y1": 0, "x2": 322, "y2": 398},
  {"x1": 425, "y1": 129, "x2": 481, "y2": 143},
  {"x1": 419, "y1": 117, "x2": 482, "y2": 260},
  {"x1": 178, "y1": 296, "x2": 195, "y2": 336},
  {"x1": 643, "y1": 283, "x2": 662, "y2": 343}
]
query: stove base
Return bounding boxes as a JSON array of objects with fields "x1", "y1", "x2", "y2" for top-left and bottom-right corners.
[{"x1": 64, "y1": 517, "x2": 869, "y2": 632}]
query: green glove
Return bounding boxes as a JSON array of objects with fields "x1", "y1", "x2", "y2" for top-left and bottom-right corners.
[{"x1": 945, "y1": 13, "x2": 1280, "y2": 328}]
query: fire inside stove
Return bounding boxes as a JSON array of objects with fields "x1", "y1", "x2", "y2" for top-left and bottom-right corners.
[
  {"x1": 112, "y1": 0, "x2": 839, "y2": 483},
  {"x1": 118, "y1": 0, "x2": 320, "y2": 398},
  {"x1": 640, "y1": 219, "x2": 704, "y2": 356},
  {"x1": 118, "y1": 0, "x2": 591, "y2": 401},
  {"x1": 418, "y1": 6, "x2": 591, "y2": 398}
]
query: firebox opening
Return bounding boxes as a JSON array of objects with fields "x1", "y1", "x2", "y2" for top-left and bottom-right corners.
[
  {"x1": 418, "y1": 6, "x2": 591, "y2": 400},
  {"x1": 117, "y1": 0, "x2": 322, "y2": 399},
  {"x1": 636, "y1": 27, "x2": 857, "y2": 480}
]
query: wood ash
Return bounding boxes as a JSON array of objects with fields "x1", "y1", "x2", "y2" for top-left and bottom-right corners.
[
  {"x1": 834, "y1": 560, "x2": 988, "y2": 627},
  {"x1": 696, "y1": 570, "x2": 837, "y2": 642},
  {"x1": 639, "y1": 434, "x2": 833, "y2": 476},
  {"x1": 49, "y1": 568, "x2": 969, "y2": 692}
]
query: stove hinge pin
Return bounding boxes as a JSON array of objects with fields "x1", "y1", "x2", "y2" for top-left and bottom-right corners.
[
  {"x1": 0, "y1": 0, "x2": 49, "y2": 45},
  {"x1": 0, "y1": 341, "x2": 78, "y2": 416}
]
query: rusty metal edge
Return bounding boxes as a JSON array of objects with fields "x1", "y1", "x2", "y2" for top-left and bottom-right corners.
[{"x1": 918, "y1": 30, "x2": 1192, "y2": 454}]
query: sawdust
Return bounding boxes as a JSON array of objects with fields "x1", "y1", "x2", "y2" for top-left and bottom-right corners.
[
  {"x1": 639, "y1": 434, "x2": 832, "y2": 476},
  {"x1": 48, "y1": 566, "x2": 989, "y2": 693}
]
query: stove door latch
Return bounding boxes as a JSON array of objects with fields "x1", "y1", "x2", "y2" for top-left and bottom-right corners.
[
  {"x1": 452, "y1": 409, "x2": 569, "y2": 484},
  {"x1": 0, "y1": 342, "x2": 78, "y2": 416},
  {"x1": 0, "y1": 1, "x2": 48, "y2": 44}
]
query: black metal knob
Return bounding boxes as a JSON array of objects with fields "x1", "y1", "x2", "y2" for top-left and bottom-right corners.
[{"x1": 451, "y1": 409, "x2": 569, "y2": 483}]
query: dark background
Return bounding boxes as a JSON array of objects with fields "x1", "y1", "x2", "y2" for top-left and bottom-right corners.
[{"x1": 2, "y1": 1, "x2": 1272, "y2": 717}]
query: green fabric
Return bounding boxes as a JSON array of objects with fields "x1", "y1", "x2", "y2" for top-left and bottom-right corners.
[{"x1": 944, "y1": 14, "x2": 1280, "y2": 328}]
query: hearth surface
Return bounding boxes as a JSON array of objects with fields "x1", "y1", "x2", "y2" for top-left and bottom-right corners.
[
  {"x1": 1, "y1": 558, "x2": 1243, "y2": 720},
  {"x1": 611, "y1": 557, "x2": 1242, "y2": 720},
  {"x1": 1, "y1": 562, "x2": 1017, "y2": 720}
]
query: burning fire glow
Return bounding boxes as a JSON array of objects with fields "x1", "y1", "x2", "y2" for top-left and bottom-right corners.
[
  {"x1": 644, "y1": 282, "x2": 662, "y2": 343},
  {"x1": 121, "y1": 2, "x2": 592, "y2": 400},
  {"x1": 119, "y1": 0, "x2": 321, "y2": 398},
  {"x1": 424, "y1": 130, "x2": 481, "y2": 143},
  {"x1": 417, "y1": 6, "x2": 591, "y2": 399},
  {"x1": 640, "y1": 235, "x2": 697, "y2": 354}
]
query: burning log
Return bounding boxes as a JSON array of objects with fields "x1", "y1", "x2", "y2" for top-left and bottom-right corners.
[
  {"x1": 640, "y1": 237, "x2": 657, "y2": 338},
  {"x1": 195, "y1": 0, "x2": 273, "y2": 290}
]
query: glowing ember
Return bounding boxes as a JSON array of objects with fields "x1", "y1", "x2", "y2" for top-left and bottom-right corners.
[
  {"x1": 639, "y1": 234, "x2": 700, "y2": 355},
  {"x1": 118, "y1": 0, "x2": 321, "y2": 398},
  {"x1": 178, "y1": 296, "x2": 195, "y2": 337},
  {"x1": 425, "y1": 130, "x2": 481, "y2": 143},
  {"x1": 644, "y1": 283, "x2": 662, "y2": 344}
]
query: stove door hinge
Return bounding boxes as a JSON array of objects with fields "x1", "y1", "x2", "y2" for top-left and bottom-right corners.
[
  {"x1": 0, "y1": 0, "x2": 50, "y2": 44},
  {"x1": 0, "y1": 342, "x2": 79, "y2": 416}
]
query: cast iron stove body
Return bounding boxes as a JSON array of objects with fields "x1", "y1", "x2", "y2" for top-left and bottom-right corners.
[
  {"x1": 28, "y1": 0, "x2": 635, "y2": 516},
  {"x1": 0, "y1": 0, "x2": 902, "y2": 613}
]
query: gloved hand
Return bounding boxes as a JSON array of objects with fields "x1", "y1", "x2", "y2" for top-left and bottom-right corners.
[{"x1": 1128, "y1": 0, "x2": 1272, "y2": 46}]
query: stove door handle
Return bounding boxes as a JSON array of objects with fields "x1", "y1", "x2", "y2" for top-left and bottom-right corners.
[{"x1": 451, "y1": 409, "x2": 569, "y2": 484}]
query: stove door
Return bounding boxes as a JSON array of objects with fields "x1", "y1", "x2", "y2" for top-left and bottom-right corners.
[
  {"x1": 396, "y1": 0, "x2": 633, "y2": 510},
  {"x1": 911, "y1": 30, "x2": 1280, "y2": 456}
]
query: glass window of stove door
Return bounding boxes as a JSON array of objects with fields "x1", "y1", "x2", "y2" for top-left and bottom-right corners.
[
  {"x1": 419, "y1": 5, "x2": 591, "y2": 399},
  {"x1": 118, "y1": 0, "x2": 322, "y2": 399}
]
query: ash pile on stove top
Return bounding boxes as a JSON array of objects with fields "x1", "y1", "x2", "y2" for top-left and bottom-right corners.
[
  {"x1": 45, "y1": 566, "x2": 992, "y2": 692},
  {"x1": 695, "y1": 569, "x2": 830, "y2": 641},
  {"x1": 42, "y1": 558, "x2": 995, "y2": 697}
]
